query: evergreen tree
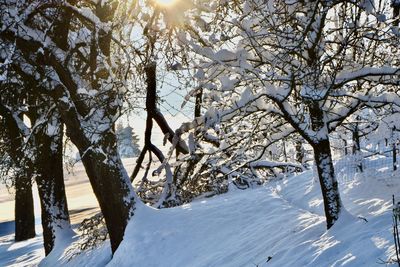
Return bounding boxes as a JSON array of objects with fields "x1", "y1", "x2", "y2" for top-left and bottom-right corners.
[{"x1": 116, "y1": 123, "x2": 141, "y2": 158}]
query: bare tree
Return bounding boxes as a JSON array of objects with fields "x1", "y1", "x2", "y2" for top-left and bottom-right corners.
[
  {"x1": 0, "y1": 92, "x2": 35, "y2": 242},
  {"x1": 186, "y1": 0, "x2": 400, "y2": 228},
  {"x1": 0, "y1": 72, "x2": 72, "y2": 254},
  {"x1": 0, "y1": 0, "x2": 138, "y2": 253}
]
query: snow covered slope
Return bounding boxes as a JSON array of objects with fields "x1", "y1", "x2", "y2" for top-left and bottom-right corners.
[
  {"x1": 2, "y1": 167, "x2": 399, "y2": 266},
  {"x1": 108, "y1": 171, "x2": 397, "y2": 267}
]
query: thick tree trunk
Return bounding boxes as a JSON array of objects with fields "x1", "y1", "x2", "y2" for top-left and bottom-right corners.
[
  {"x1": 60, "y1": 105, "x2": 136, "y2": 253},
  {"x1": 76, "y1": 131, "x2": 136, "y2": 253},
  {"x1": 14, "y1": 173, "x2": 35, "y2": 241},
  {"x1": 0, "y1": 104, "x2": 36, "y2": 241},
  {"x1": 35, "y1": 120, "x2": 71, "y2": 255},
  {"x1": 51, "y1": 57, "x2": 136, "y2": 255},
  {"x1": 312, "y1": 139, "x2": 342, "y2": 229},
  {"x1": 2, "y1": 0, "x2": 133, "y2": 255},
  {"x1": 10, "y1": 0, "x2": 135, "y2": 255}
]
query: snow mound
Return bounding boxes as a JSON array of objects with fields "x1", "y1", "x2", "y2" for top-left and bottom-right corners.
[
  {"x1": 107, "y1": 170, "x2": 397, "y2": 267},
  {"x1": 2, "y1": 167, "x2": 399, "y2": 266}
]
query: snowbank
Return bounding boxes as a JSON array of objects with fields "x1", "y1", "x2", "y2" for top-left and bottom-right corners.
[
  {"x1": 1, "y1": 167, "x2": 399, "y2": 266},
  {"x1": 108, "y1": 171, "x2": 397, "y2": 266}
]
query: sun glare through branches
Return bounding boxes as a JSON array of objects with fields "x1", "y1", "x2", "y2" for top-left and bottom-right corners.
[{"x1": 155, "y1": 0, "x2": 178, "y2": 7}]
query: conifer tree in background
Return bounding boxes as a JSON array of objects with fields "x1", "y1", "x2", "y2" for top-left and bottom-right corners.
[{"x1": 116, "y1": 123, "x2": 141, "y2": 158}]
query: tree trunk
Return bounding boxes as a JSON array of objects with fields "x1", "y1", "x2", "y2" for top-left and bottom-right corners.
[
  {"x1": 0, "y1": 104, "x2": 36, "y2": 241},
  {"x1": 295, "y1": 140, "x2": 304, "y2": 165},
  {"x1": 14, "y1": 173, "x2": 35, "y2": 241},
  {"x1": 312, "y1": 138, "x2": 342, "y2": 229},
  {"x1": 394, "y1": 141, "x2": 397, "y2": 171},
  {"x1": 76, "y1": 131, "x2": 136, "y2": 253},
  {"x1": 195, "y1": 87, "x2": 203, "y2": 118},
  {"x1": 35, "y1": 120, "x2": 71, "y2": 255},
  {"x1": 309, "y1": 101, "x2": 342, "y2": 229},
  {"x1": 51, "y1": 54, "x2": 137, "y2": 255},
  {"x1": 60, "y1": 107, "x2": 136, "y2": 253},
  {"x1": 392, "y1": 0, "x2": 400, "y2": 26},
  {"x1": 352, "y1": 128, "x2": 360, "y2": 155},
  {"x1": 8, "y1": 0, "x2": 135, "y2": 254},
  {"x1": 352, "y1": 127, "x2": 363, "y2": 172}
]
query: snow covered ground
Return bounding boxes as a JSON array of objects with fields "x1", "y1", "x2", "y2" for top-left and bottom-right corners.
[{"x1": 1, "y1": 159, "x2": 400, "y2": 266}]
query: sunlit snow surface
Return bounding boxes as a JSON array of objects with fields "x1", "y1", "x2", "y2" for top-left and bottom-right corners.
[{"x1": 1, "y1": 163, "x2": 399, "y2": 266}]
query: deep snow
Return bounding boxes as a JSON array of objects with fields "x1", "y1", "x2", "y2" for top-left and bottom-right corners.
[
  {"x1": 1, "y1": 161, "x2": 399, "y2": 266},
  {"x1": 107, "y1": 170, "x2": 398, "y2": 267}
]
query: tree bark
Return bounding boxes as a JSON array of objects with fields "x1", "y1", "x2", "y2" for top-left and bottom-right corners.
[
  {"x1": 145, "y1": 63, "x2": 189, "y2": 155},
  {"x1": 352, "y1": 128, "x2": 360, "y2": 155},
  {"x1": 50, "y1": 1, "x2": 135, "y2": 253},
  {"x1": 58, "y1": 99, "x2": 136, "y2": 253},
  {"x1": 194, "y1": 87, "x2": 203, "y2": 118},
  {"x1": 312, "y1": 138, "x2": 342, "y2": 229},
  {"x1": 74, "y1": 131, "x2": 136, "y2": 253},
  {"x1": 351, "y1": 126, "x2": 363, "y2": 172},
  {"x1": 1, "y1": 0, "x2": 135, "y2": 255},
  {"x1": 392, "y1": 0, "x2": 400, "y2": 26},
  {"x1": 53, "y1": 0, "x2": 135, "y2": 253},
  {"x1": 14, "y1": 173, "x2": 35, "y2": 241},
  {"x1": 0, "y1": 103, "x2": 36, "y2": 241},
  {"x1": 31, "y1": 54, "x2": 135, "y2": 255},
  {"x1": 35, "y1": 117, "x2": 71, "y2": 255},
  {"x1": 295, "y1": 140, "x2": 304, "y2": 165},
  {"x1": 131, "y1": 63, "x2": 188, "y2": 182},
  {"x1": 309, "y1": 101, "x2": 342, "y2": 229},
  {"x1": 394, "y1": 141, "x2": 397, "y2": 171}
]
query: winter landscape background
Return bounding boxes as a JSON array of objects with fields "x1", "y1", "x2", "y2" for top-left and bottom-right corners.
[
  {"x1": 2, "y1": 155, "x2": 400, "y2": 266},
  {"x1": 1, "y1": 0, "x2": 400, "y2": 266}
]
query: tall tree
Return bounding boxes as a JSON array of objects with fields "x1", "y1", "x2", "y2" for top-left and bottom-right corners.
[
  {"x1": 0, "y1": 0, "x2": 137, "y2": 253},
  {"x1": 186, "y1": 0, "x2": 400, "y2": 228},
  {"x1": 29, "y1": 104, "x2": 72, "y2": 255},
  {"x1": 0, "y1": 93, "x2": 35, "y2": 242},
  {"x1": 0, "y1": 73, "x2": 72, "y2": 254}
]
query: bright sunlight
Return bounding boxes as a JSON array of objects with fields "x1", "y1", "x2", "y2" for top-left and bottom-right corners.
[{"x1": 155, "y1": 0, "x2": 178, "y2": 7}]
